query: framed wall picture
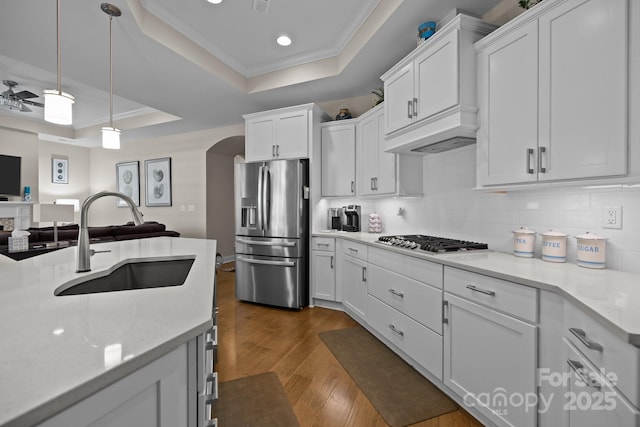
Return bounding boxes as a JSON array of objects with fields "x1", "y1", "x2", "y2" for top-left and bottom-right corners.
[
  {"x1": 145, "y1": 157, "x2": 172, "y2": 207},
  {"x1": 52, "y1": 158, "x2": 68, "y2": 184},
  {"x1": 115, "y1": 161, "x2": 140, "y2": 207}
]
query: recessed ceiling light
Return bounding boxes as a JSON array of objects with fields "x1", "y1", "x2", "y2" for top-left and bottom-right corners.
[
  {"x1": 207, "y1": 0, "x2": 222, "y2": 4},
  {"x1": 276, "y1": 34, "x2": 292, "y2": 47}
]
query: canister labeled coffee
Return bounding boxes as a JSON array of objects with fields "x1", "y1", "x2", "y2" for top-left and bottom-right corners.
[{"x1": 540, "y1": 229, "x2": 567, "y2": 263}]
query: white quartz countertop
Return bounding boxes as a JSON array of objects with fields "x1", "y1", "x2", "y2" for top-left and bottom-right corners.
[
  {"x1": 0, "y1": 237, "x2": 217, "y2": 427},
  {"x1": 313, "y1": 231, "x2": 640, "y2": 346}
]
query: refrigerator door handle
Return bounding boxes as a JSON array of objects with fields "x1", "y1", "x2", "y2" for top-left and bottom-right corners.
[
  {"x1": 263, "y1": 165, "x2": 271, "y2": 229},
  {"x1": 237, "y1": 256, "x2": 296, "y2": 267},
  {"x1": 236, "y1": 239, "x2": 296, "y2": 247},
  {"x1": 257, "y1": 165, "x2": 264, "y2": 231}
]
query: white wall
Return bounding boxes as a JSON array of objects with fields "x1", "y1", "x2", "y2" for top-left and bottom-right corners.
[{"x1": 87, "y1": 125, "x2": 244, "y2": 237}]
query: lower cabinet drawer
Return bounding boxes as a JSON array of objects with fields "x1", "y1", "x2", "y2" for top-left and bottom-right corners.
[
  {"x1": 564, "y1": 301, "x2": 640, "y2": 408},
  {"x1": 444, "y1": 266, "x2": 537, "y2": 322},
  {"x1": 565, "y1": 339, "x2": 640, "y2": 427},
  {"x1": 368, "y1": 263, "x2": 442, "y2": 334},
  {"x1": 367, "y1": 294, "x2": 443, "y2": 380}
]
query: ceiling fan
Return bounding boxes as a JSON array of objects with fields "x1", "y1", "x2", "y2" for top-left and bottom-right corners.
[{"x1": 0, "y1": 80, "x2": 44, "y2": 113}]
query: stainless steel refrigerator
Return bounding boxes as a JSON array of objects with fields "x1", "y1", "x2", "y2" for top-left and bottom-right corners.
[{"x1": 234, "y1": 158, "x2": 309, "y2": 309}]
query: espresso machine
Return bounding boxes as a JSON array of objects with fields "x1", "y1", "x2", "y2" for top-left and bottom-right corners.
[
  {"x1": 327, "y1": 207, "x2": 343, "y2": 231},
  {"x1": 341, "y1": 205, "x2": 361, "y2": 232}
]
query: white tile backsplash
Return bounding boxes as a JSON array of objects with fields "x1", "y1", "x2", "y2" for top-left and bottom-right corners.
[{"x1": 315, "y1": 144, "x2": 640, "y2": 274}]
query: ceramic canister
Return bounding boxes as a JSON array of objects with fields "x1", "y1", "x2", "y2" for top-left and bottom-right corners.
[
  {"x1": 540, "y1": 229, "x2": 568, "y2": 263},
  {"x1": 512, "y1": 227, "x2": 536, "y2": 257},
  {"x1": 575, "y1": 232, "x2": 607, "y2": 269}
]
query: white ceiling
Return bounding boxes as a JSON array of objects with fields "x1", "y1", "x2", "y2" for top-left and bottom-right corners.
[{"x1": 0, "y1": 0, "x2": 502, "y2": 147}]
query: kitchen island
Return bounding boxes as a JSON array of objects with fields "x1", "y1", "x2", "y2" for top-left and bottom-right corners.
[{"x1": 0, "y1": 237, "x2": 217, "y2": 427}]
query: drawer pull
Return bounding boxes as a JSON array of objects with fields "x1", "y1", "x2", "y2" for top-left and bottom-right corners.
[
  {"x1": 443, "y1": 300, "x2": 449, "y2": 324},
  {"x1": 206, "y1": 325, "x2": 218, "y2": 346},
  {"x1": 388, "y1": 324, "x2": 404, "y2": 337},
  {"x1": 348, "y1": 247, "x2": 358, "y2": 253},
  {"x1": 567, "y1": 359, "x2": 601, "y2": 389},
  {"x1": 316, "y1": 243, "x2": 330, "y2": 247},
  {"x1": 388, "y1": 288, "x2": 404, "y2": 298},
  {"x1": 206, "y1": 372, "x2": 219, "y2": 398},
  {"x1": 465, "y1": 284, "x2": 496, "y2": 296},
  {"x1": 569, "y1": 328, "x2": 604, "y2": 351}
]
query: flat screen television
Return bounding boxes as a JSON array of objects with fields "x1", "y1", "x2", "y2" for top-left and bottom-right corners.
[{"x1": 0, "y1": 154, "x2": 22, "y2": 199}]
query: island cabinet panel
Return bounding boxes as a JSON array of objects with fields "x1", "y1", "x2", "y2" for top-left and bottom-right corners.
[{"x1": 40, "y1": 343, "x2": 191, "y2": 427}]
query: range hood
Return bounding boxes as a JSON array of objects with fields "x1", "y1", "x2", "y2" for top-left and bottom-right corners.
[
  {"x1": 383, "y1": 105, "x2": 479, "y2": 155},
  {"x1": 411, "y1": 136, "x2": 476, "y2": 154}
]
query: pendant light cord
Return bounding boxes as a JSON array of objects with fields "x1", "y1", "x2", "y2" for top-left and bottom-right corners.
[
  {"x1": 109, "y1": 13, "x2": 114, "y2": 129},
  {"x1": 56, "y1": 0, "x2": 61, "y2": 95}
]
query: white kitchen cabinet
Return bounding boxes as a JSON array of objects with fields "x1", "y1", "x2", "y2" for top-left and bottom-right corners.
[
  {"x1": 321, "y1": 122, "x2": 356, "y2": 197},
  {"x1": 443, "y1": 267, "x2": 537, "y2": 427},
  {"x1": 337, "y1": 240, "x2": 367, "y2": 321},
  {"x1": 244, "y1": 103, "x2": 329, "y2": 162},
  {"x1": 381, "y1": 14, "x2": 496, "y2": 154},
  {"x1": 366, "y1": 247, "x2": 444, "y2": 379},
  {"x1": 476, "y1": 0, "x2": 628, "y2": 187},
  {"x1": 39, "y1": 331, "x2": 216, "y2": 427},
  {"x1": 357, "y1": 104, "x2": 423, "y2": 197},
  {"x1": 311, "y1": 237, "x2": 336, "y2": 303},
  {"x1": 564, "y1": 339, "x2": 640, "y2": 427}
]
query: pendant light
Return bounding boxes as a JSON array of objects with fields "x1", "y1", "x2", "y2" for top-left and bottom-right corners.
[
  {"x1": 44, "y1": 0, "x2": 75, "y2": 125},
  {"x1": 101, "y1": 3, "x2": 121, "y2": 149}
]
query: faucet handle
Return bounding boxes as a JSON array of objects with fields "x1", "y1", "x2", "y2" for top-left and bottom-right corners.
[{"x1": 89, "y1": 249, "x2": 112, "y2": 256}]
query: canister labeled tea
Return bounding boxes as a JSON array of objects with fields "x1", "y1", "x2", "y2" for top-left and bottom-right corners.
[
  {"x1": 540, "y1": 229, "x2": 567, "y2": 263},
  {"x1": 512, "y1": 227, "x2": 536, "y2": 257},
  {"x1": 575, "y1": 232, "x2": 607, "y2": 269}
]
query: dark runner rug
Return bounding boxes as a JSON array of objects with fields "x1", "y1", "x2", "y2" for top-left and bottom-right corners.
[
  {"x1": 319, "y1": 326, "x2": 457, "y2": 427},
  {"x1": 211, "y1": 371, "x2": 300, "y2": 427}
]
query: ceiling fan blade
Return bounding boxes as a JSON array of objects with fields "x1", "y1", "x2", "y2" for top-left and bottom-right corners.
[
  {"x1": 14, "y1": 90, "x2": 38, "y2": 100},
  {"x1": 20, "y1": 104, "x2": 32, "y2": 113},
  {"x1": 23, "y1": 99, "x2": 44, "y2": 108}
]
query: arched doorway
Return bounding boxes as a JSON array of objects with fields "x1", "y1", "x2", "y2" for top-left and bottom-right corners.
[{"x1": 206, "y1": 136, "x2": 245, "y2": 263}]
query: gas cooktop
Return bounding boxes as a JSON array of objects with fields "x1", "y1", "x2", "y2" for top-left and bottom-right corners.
[{"x1": 376, "y1": 234, "x2": 489, "y2": 254}]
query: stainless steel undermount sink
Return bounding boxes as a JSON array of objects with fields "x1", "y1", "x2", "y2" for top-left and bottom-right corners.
[{"x1": 54, "y1": 256, "x2": 196, "y2": 296}]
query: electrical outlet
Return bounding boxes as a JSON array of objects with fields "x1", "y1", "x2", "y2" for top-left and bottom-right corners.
[{"x1": 603, "y1": 206, "x2": 622, "y2": 229}]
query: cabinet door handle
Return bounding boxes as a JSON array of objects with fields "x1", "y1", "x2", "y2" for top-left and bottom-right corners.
[
  {"x1": 330, "y1": 255, "x2": 334, "y2": 269},
  {"x1": 388, "y1": 324, "x2": 404, "y2": 337},
  {"x1": 388, "y1": 288, "x2": 404, "y2": 298},
  {"x1": 351, "y1": 181, "x2": 355, "y2": 193},
  {"x1": 526, "y1": 148, "x2": 534, "y2": 174},
  {"x1": 362, "y1": 266, "x2": 367, "y2": 282},
  {"x1": 567, "y1": 359, "x2": 601, "y2": 389},
  {"x1": 538, "y1": 146, "x2": 547, "y2": 173},
  {"x1": 413, "y1": 98, "x2": 418, "y2": 117},
  {"x1": 371, "y1": 177, "x2": 375, "y2": 190},
  {"x1": 272, "y1": 145, "x2": 276, "y2": 157},
  {"x1": 443, "y1": 300, "x2": 449, "y2": 324},
  {"x1": 465, "y1": 284, "x2": 496, "y2": 296},
  {"x1": 569, "y1": 328, "x2": 604, "y2": 351},
  {"x1": 407, "y1": 100, "x2": 413, "y2": 119}
]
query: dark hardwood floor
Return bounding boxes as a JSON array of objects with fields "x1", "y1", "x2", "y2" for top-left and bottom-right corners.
[{"x1": 215, "y1": 265, "x2": 483, "y2": 427}]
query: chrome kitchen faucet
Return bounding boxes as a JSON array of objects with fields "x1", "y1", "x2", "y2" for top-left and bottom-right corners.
[{"x1": 76, "y1": 191, "x2": 144, "y2": 272}]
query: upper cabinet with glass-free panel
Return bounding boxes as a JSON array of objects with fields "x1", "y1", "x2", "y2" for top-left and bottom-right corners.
[{"x1": 476, "y1": 0, "x2": 629, "y2": 187}]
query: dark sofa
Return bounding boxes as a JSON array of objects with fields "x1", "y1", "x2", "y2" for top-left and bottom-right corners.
[{"x1": 0, "y1": 221, "x2": 180, "y2": 246}]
